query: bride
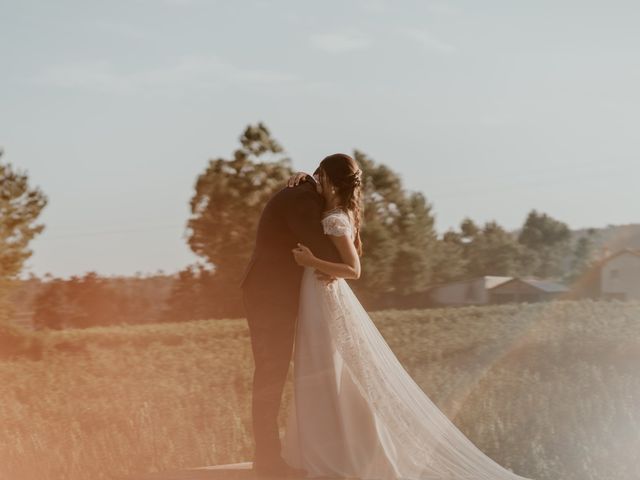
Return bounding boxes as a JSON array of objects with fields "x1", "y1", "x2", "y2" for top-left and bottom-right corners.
[{"x1": 279, "y1": 154, "x2": 534, "y2": 480}]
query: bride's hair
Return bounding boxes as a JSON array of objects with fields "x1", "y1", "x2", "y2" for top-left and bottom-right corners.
[{"x1": 315, "y1": 153, "x2": 363, "y2": 256}]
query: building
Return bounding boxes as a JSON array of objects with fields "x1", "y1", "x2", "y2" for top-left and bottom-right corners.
[
  {"x1": 599, "y1": 248, "x2": 640, "y2": 300},
  {"x1": 567, "y1": 247, "x2": 640, "y2": 301},
  {"x1": 488, "y1": 277, "x2": 570, "y2": 304},
  {"x1": 427, "y1": 276, "x2": 512, "y2": 307},
  {"x1": 415, "y1": 247, "x2": 640, "y2": 309}
]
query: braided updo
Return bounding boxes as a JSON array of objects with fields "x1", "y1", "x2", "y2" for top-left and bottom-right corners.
[{"x1": 315, "y1": 153, "x2": 363, "y2": 256}]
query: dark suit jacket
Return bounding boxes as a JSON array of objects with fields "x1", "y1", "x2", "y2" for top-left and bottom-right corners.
[{"x1": 241, "y1": 177, "x2": 342, "y2": 317}]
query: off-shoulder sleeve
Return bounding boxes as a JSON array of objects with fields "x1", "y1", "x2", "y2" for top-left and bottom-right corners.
[{"x1": 322, "y1": 213, "x2": 352, "y2": 237}]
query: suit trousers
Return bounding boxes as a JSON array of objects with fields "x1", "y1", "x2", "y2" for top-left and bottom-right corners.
[{"x1": 242, "y1": 289, "x2": 298, "y2": 465}]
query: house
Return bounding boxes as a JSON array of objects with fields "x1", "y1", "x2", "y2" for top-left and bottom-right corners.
[
  {"x1": 488, "y1": 277, "x2": 570, "y2": 304},
  {"x1": 599, "y1": 248, "x2": 640, "y2": 300},
  {"x1": 567, "y1": 247, "x2": 640, "y2": 301},
  {"x1": 410, "y1": 247, "x2": 640, "y2": 309},
  {"x1": 427, "y1": 276, "x2": 512, "y2": 307}
]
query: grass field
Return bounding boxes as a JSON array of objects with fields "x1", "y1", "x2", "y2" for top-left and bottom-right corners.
[{"x1": 1, "y1": 299, "x2": 639, "y2": 480}]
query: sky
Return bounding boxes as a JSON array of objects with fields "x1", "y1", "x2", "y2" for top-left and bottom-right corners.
[{"x1": 1, "y1": 0, "x2": 638, "y2": 279}]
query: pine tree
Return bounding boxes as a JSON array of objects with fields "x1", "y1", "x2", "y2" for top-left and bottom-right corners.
[{"x1": 0, "y1": 148, "x2": 48, "y2": 323}]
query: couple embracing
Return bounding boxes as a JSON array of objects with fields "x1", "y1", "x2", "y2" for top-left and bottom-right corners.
[{"x1": 240, "y1": 153, "x2": 533, "y2": 480}]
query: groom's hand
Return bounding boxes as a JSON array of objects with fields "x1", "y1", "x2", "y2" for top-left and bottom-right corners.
[{"x1": 315, "y1": 270, "x2": 337, "y2": 285}]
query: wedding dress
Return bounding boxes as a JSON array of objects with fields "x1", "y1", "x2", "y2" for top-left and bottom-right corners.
[{"x1": 281, "y1": 209, "x2": 534, "y2": 480}]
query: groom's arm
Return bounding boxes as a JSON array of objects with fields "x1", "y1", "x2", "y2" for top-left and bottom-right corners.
[{"x1": 284, "y1": 190, "x2": 340, "y2": 263}]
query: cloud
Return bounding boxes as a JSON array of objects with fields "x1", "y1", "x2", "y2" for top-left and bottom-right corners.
[
  {"x1": 399, "y1": 27, "x2": 456, "y2": 54},
  {"x1": 309, "y1": 30, "x2": 372, "y2": 53},
  {"x1": 32, "y1": 54, "x2": 299, "y2": 95}
]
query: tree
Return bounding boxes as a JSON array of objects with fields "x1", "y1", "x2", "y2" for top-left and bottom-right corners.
[
  {"x1": 32, "y1": 272, "x2": 168, "y2": 329},
  {"x1": 437, "y1": 218, "x2": 537, "y2": 280},
  {"x1": 0, "y1": 149, "x2": 48, "y2": 322},
  {"x1": 390, "y1": 192, "x2": 438, "y2": 296},
  {"x1": 186, "y1": 123, "x2": 293, "y2": 317},
  {"x1": 32, "y1": 279, "x2": 67, "y2": 329},
  {"x1": 517, "y1": 209, "x2": 572, "y2": 278},
  {"x1": 353, "y1": 150, "x2": 403, "y2": 303},
  {"x1": 352, "y1": 150, "x2": 439, "y2": 307},
  {"x1": 430, "y1": 230, "x2": 468, "y2": 284},
  {"x1": 563, "y1": 228, "x2": 598, "y2": 284},
  {"x1": 161, "y1": 263, "x2": 212, "y2": 322},
  {"x1": 64, "y1": 272, "x2": 121, "y2": 328},
  {"x1": 467, "y1": 221, "x2": 533, "y2": 276}
]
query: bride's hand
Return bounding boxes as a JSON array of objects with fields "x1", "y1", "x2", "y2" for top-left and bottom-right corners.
[
  {"x1": 287, "y1": 171, "x2": 310, "y2": 188},
  {"x1": 315, "y1": 270, "x2": 337, "y2": 285},
  {"x1": 292, "y1": 243, "x2": 316, "y2": 267}
]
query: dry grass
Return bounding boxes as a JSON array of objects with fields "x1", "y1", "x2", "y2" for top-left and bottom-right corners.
[{"x1": 1, "y1": 299, "x2": 639, "y2": 480}]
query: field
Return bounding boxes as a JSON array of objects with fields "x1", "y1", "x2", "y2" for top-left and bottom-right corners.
[{"x1": 1, "y1": 299, "x2": 639, "y2": 480}]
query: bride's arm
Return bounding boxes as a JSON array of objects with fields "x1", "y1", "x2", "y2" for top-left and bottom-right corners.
[{"x1": 292, "y1": 235, "x2": 360, "y2": 280}]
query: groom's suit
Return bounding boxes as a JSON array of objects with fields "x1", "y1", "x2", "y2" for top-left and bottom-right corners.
[{"x1": 240, "y1": 176, "x2": 341, "y2": 467}]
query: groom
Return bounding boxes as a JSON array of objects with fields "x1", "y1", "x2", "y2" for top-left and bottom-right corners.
[{"x1": 240, "y1": 168, "x2": 341, "y2": 477}]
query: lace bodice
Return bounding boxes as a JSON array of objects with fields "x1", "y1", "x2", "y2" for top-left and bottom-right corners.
[{"x1": 321, "y1": 209, "x2": 354, "y2": 239}]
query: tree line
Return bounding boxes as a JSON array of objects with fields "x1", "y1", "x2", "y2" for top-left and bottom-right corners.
[
  {"x1": 179, "y1": 122, "x2": 597, "y2": 317},
  {"x1": 0, "y1": 124, "x2": 598, "y2": 330}
]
